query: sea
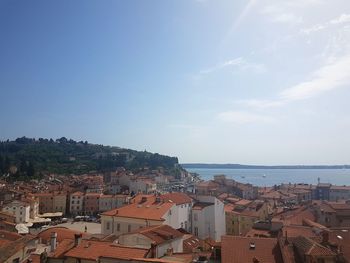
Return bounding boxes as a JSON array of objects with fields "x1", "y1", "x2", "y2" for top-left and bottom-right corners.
[{"x1": 186, "y1": 168, "x2": 350, "y2": 187}]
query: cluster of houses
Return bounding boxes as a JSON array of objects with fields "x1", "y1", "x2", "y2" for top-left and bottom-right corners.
[{"x1": 2, "y1": 172, "x2": 350, "y2": 262}]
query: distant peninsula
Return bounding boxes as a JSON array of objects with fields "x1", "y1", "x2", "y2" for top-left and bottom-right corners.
[{"x1": 181, "y1": 163, "x2": 350, "y2": 169}]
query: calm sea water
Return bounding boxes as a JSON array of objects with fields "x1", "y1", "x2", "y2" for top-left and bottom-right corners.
[{"x1": 186, "y1": 168, "x2": 350, "y2": 187}]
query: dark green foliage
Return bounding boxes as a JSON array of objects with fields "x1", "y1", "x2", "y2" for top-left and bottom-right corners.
[{"x1": 0, "y1": 137, "x2": 179, "y2": 179}]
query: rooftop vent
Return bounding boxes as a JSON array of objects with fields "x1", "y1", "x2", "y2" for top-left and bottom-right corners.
[{"x1": 249, "y1": 242, "x2": 256, "y2": 250}]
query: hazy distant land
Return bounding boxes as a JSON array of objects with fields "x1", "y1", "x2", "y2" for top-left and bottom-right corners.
[{"x1": 181, "y1": 163, "x2": 350, "y2": 169}]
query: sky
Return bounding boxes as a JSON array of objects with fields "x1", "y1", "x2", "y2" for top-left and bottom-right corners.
[{"x1": 1, "y1": 0, "x2": 350, "y2": 165}]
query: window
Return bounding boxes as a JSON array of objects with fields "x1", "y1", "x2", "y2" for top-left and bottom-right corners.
[
  {"x1": 194, "y1": 227, "x2": 199, "y2": 237},
  {"x1": 77, "y1": 201, "x2": 80, "y2": 204},
  {"x1": 106, "y1": 222, "x2": 110, "y2": 230},
  {"x1": 194, "y1": 213, "x2": 198, "y2": 221},
  {"x1": 72, "y1": 201, "x2": 75, "y2": 204},
  {"x1": 181, "y1": 222, "x2": 184, "y2": 228},
  {"x1": 117, "y1": 223, "x2": 120, "y2": 231},
  {"x1": 128, "y1": 224, "x2": 131, "y2": 232}
]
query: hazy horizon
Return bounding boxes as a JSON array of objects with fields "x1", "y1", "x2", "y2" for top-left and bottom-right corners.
[{"x1": 1, "y1": 0, "x2": 350, "y2": 164}]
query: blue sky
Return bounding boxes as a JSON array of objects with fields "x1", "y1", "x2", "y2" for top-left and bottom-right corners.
[{"x1": 1, "y1": 0, "x2": 350, "y2": 165}]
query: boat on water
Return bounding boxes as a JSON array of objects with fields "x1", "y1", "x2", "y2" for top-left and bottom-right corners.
[{"x1": 262, "y1": 174, "x2": 266, "y2": 178}]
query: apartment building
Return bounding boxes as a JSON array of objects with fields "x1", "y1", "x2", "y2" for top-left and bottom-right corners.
[
  {"x1": 33, "y1": 192, "x2": 67, "y2": 215},
  {"x1": 69, "y1": 192, "x2": 84, "y2": 216},
  {"x1": 1, "y1": 200, "x2": 30, "y2": 223},
  {"x1": 101, "y1": 194, "x2": 176, "y2": 236},
  {"x1": 191, "y1": 195, "x2": 226, "y2": 241}
]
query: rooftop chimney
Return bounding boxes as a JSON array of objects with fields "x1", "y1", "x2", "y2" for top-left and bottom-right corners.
[
  {"x1": 249, "y1": 242, "x2": 256, "y2": 250},
  {"x1": 284, "y1": 231, "x2": 289, "y2": 245},
  {"x1": 50, "y1": 232, "x2": 57, "y2": 252},
  {"x1": 74, "y1": 233, "x2": 82, "y2": 247},
  {"x1": 322, "y1": 231, "x2": 329, "y2": 244}
]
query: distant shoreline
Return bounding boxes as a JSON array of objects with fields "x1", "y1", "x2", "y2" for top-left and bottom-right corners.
[{"x1": 181, "y1": 163, "x2": 350, "y2": 169}]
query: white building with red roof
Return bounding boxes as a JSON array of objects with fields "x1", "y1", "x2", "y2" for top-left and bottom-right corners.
[{"x1": 101, "y1": 194, "x2": 176, "y2": 236}]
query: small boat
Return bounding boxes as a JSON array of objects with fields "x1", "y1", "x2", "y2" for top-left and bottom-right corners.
[
  {"x1": 241, "y1": 175, "x2": 245, "y2": 179},
  {"x1": 262, "y1": 174, "x2": 266, "y2": 178}
]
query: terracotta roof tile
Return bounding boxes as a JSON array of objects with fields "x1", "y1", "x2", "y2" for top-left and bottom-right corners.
[
  {"x1": 101, "y1": 195, "x2": 174, "y2": 221},
  {"x1": 0, "y1": 230, "x2": 22, "y2": 241},
  {"x1": 292, "y1": 236, "x2": 336, "y2": 256},
  {"x1": 38, "y1": 227, "x2": 87, "y2": 243},
  {"x1": 65, "y1": 240, "x2": 148, "y2": 260},
  {"x1": 221, "y1": 236, "x2": 283, "y2": 263},
  {"x1": 50, "y1": 239, "x2": 75, "y2": 258},
  {"x1": 192, "y1": 202, "x2": 212, "y2": 210},
  {"x1": 122, "y1": 225, "x2": 184, "y2": 245},
  {"x1": 161, "y1": 193, "x2": 192, "y2": 205}
]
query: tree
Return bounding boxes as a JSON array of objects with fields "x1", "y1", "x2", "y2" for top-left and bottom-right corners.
[
  {"x1": 0, "y1": 154, "x2": 3, "y2": 174},
  {"x1": 27, "y1": 162, "x2": 35, "y2": 177}
]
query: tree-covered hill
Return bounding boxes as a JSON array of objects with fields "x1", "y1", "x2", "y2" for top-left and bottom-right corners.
[{"x1": 0, "y1": 137, "x2": 180, "y2": 180}]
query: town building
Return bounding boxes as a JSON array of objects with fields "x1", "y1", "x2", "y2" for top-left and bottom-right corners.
[
  {"x1": 69, "y1": 191, "x2": 84, "y2": 216},
  {"x1": 225, "y1": 200, "x2": 269, "y2": 236},
  {"x1": 314, "y1": 200, "x2": 350, "y2": 227},
  {"x1": 101, "y1": 194, "x2": 176, "y2": 236},
  {"x1": 84, "y1": 193, "x2": 101, "y2": 215},
  {"x1": 1, "y1": 200, "x2": 30, "y2": 223},
  {"x1": 33, "y1": 192, "x2": 67, "y2": 215},
  {"x1": 118, "y1": 224, "x2": 185, "y2": 257},
  {"x1": 0, "y1": 211, "x2": 17, "y2": 232},
  {"x1": 161, "y1": 192, "x2": 193, "y2": 231},
  {"x1": 191, "y1": 195, "x2": 226, "y2": 241},
  {"x1": 329, "y1": 185, "x2": 350, "y2": 201}
]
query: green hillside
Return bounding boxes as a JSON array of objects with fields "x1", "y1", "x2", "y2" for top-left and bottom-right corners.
[{"x1": 0, "y1": 137, "x2": 180, "y2": 180}]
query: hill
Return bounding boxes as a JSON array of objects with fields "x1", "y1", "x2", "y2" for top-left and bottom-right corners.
[{"x1": 0, "y1": 137, "x2": 180, "y2": 180}]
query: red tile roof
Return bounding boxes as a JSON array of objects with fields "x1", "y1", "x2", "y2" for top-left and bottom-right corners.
[
  {"x1": 0, "y1": 230, "x2": 22, "y2": 241},
  {"x1": 38, "y1": 227, "x2": 87, "y2": 243},
  {"x1": 64, "y1": 240, "x2": 149, "y2": 260},
  {"x1": 161, "y1": 193, "x2": 192, "y2": 205},
  {"x1": 50, "y1": 239, "x2": 75, "y2": 258},
  {"x1": 221, "y1": 236, "x2": 283, "y2": 263},
  {"x1": 127, "y1": 225, "x2": 184, "y2": 245},
  {"x1": 282, "y1": 225, "x2": 317, "y2": 238},
  {"x1": 192, "y1": 202, "x2": 213, "y2": 211},
  {"x1": 101, "y1": 195, "x2": 174, "y2": 221},
  {"x1": 183, "y1": 234, "x2": 201, "y2": 253},
  {"x1": 29, "y1": 254, "x2": 41, "y2": 263},
  {"x1": 71, "y1": 191, "x2": 84, "y2": 196},
  {"x1": 292, "y1": 236, "x2": 336, "y2": 256}
]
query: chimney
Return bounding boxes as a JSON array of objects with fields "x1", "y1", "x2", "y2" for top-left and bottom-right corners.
[
  {"x1": 150, "y1": 243, "x2": 157, "y2": 258},
  {"x1": 50, "y1": 232, "x2": 57, "y2": 252},
  {"x1": 322, "y1": 231, "x2": 329, "y2": 244},
  {"x1": 284, "y1": 231, "x2": 289, "y2": 245},
  {"x1": 74, "y1": 233, "x2": 82, "y2": 247}
]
